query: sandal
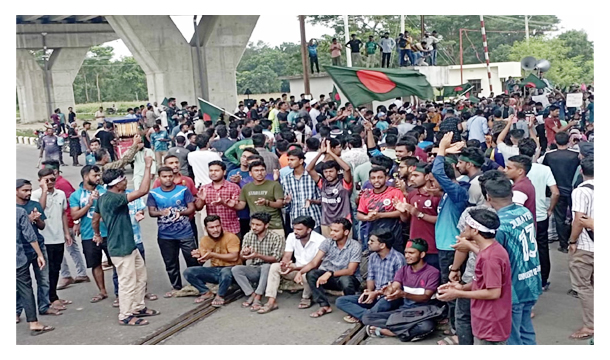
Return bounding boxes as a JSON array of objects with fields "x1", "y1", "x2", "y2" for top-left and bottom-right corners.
[
  {"x1": 112, "y1": 298, "x2": 120, "y2": 308},
  {"x1": 343, "y1": 315, "x2": 360, "y2": 324},
  {"x1": 145, "y1": 293, "x2": 158, "y2": 301},
  {"x1": 194, "y1": 292, "x2": 215, "y2": 304},
  {"x1": 310, "y1": 307, "x2": 332, "y2": 318},
  {"x1": 570, "y1": 329, "x2": 594, "y2": 340},
  {"x1": 437, "y1": 336, "x2": 459, "y2": 345},
  {"x1": 59, "y1": 299, "x2": 72, "y2": 305},
  {"x1": 16, "y1": 315, "x2": 20, "y2": 324},
  {"x1": 249, "y1": 299, "x2": 263, "y2": 312},
  {"x1": 211, "y1": 296, "x2": 225, "y2": 308},
  {"x1": 133, "y1": 307, "x2": 160, "y2": 317},
  {"x1": 90, "y1": 293, "x2": 108, "y2": 303},
  {"x1": 119, "y1": 315, "x2": 149, "y2": 326},
  {"x1": 365, "y1": 325, "x2": 385, "y2": 338},
  {"x1": 241, "y1": 294, "x2": 256, "y2": 308},
  {"x1": 30, "y1": 325, "x2": 55, "y2": 336},
  {"x1": 164, "y1": 289, "x2": 179, "y2": 298},
  {"x1": 257, "y1": 303, "x2": 279, "y2": 314},
  {"x1": 298, "y1": 298, "x2": 312, "y2": 309},
  {"x1": 41, "y1": 308, "x2": 63, "y2": 316}
]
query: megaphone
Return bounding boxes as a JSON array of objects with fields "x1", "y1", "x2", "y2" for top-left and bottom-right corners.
[
  {"x1": 521, "y1": 56, "x2": 538, "y2": 71},
  {"x1": 536, "y1": 59, "x2": 551, "y2": 73}
]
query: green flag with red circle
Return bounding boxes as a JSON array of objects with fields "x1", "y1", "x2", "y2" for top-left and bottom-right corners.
[
  {"x1": 331, "y1": 85, "x2": 342, "y2": 107},
  {"x1": 324, "y1": 66, "x2": 434, "y2": 107},
  {"x1": 198, "y1": 97, "x2": 223, "y2": 124}
]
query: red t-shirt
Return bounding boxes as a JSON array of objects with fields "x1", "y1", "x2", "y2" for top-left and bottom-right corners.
[
  {"x1": 512, "y1": 177, "x2": 537, "y2": 225},
  {"x1": 414, "y1": 146, "x2": 428, "y2": 162},
  {"x1": 544, "y1": 117, "x2": 561, "y2": 145},
  {"x1": 152, "y1": 175, "x2": 198, "y2": 219},
  {"x1": 55, "y1": 176, "x2": 76, "y2": 228},
  {"x1": 470, "y1": 241, "x2": 512, "y2": 342},
  {"x1": 406, "y1": 189, "x2": 441, "y2": 254}
]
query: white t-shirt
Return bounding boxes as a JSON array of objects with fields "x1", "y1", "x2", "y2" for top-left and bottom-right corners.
[
  {"x1": 187, "y1": 150, "x2": 222, "y2": 186},
  {"x1": 284, "y1": 231, "x2": 326, "y2": 267},
  {"x1": 31, "y1": 189, "x2": 67, "y2": 245},
  {"x1": 571, "y1": 180, "x2": 594, "y2": 252},
  {"x1": 497, "y1": 142, "x2": 520, "y2": 159},
  {"x1": 526, "y1": 163, "x2": 557, "y2": 221}
]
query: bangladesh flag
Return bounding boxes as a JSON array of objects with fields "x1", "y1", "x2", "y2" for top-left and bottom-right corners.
[
  {"x1": 325, "y1": 66, "x2": 434, "y2": 107},
  {"x1": 161, "y1": 97, "x2": 169, "y2": 107},
  {"x1": 519, "y1": 74, "x2": 547, "y2": 89},
  {"x1": 443, "y1": 83, "x2": 473, "y2": 98},
  {"x1": 198, "y1": 98, "x2": 223, "y2": 124},
  {"x1": 331, "y1": 85, "x2": 342, "y2": 107}
]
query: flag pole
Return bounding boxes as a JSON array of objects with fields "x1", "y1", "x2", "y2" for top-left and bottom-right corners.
[
  {"x1": 299, "y1": 15, "x2": 311, "y2": 97},
  {"x1": 343, "y1": 15, "x2": 352, "y2": 67}
]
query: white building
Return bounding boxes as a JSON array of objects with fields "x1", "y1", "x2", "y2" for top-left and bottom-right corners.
[{"x1": 282, "y1": 62, "x2": 522, "y2": 108}]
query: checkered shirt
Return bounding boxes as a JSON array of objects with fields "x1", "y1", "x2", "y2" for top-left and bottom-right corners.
[
  {"x1": 242, "y1": 230, "x2": 285, "y2": 266},
  {"x1": 281, "y1": 171, "x2": 322, "y2": 226},
  {"x1": 367, "y1": 248, "x2": 407, "y2": 290},
  {"x1": 202, "y1": 180, "x2": 241, "y2": 234}
]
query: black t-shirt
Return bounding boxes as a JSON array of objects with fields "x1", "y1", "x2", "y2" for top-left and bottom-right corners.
[
  {"x1": 542, "y1": 149, "x2": 581, "y2": 196},
  {"x1": 68, "y1": 111, "x2": 76, "y2": 123},
  {"x1": 96, "y1": 130, "x2": 115, "y2": 149},
  {"x1": 422, "y1": 122, "x2": 436, "y2": 142},
  {"x1": 249, "y1": 108, "x2": 260, "y2": 120},
  {"x1": 277, "y1": 112, "x2": 289, "y2": 122},
  {"x1": 347, "y1": 39, "x2": 363, "y2": 53}
]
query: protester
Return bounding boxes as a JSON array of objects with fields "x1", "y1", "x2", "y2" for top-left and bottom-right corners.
[
  {"x1": 281, "y1": 148, "x2": 322, "y2": 231},
  {"x1": 197, "y1": 161, "x2": 241, "y2": 236}
]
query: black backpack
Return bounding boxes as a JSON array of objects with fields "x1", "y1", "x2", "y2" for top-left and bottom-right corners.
[{"x1": 579, "y1": 183, "x2": 594, "y2": 241}]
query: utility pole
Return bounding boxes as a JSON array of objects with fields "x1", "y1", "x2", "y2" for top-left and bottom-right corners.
[
  {"x1": 525, "y1": 15, "x2": 530, "y2": 43},
  {"x1": 343, "y1": 15, "x2": 352, "y2": 67},
  {"x1": 193, "y1": 15, "x2": 206, "y2": 99},
  {"x1": 420, "y1": 15, "x2": 425, "y2": 40},
  {"x1": 400, "y1": 15, "x2": 405, "y2": 34},
  {"x1": 299, "y1": 15, "x2": 311, "y2": 97}
]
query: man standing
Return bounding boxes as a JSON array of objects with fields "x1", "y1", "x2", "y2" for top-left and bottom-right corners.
[
  {"x1": 282, "y1": 149, "x2": 322, "y2": 232},
  {"x1": 184, "y1": 215, "x2": 241, "y2": 307},
  {"x1": 224, "y1": 127, "x2": 254, "y2": 168},
  {"x1": 542, "y1": 132, "x2": 581, "y2": 253},
  {"x1": 505, "y1": 155, "x2": 537, "y2": 225},
  {"x1": 39, "y1": 127, "x2": 62, "y2": 163},
  {"x1": 330, "y1": 38, "x2": 342, "y2": 66},
  {"x1": 336, "y1": 229, "x2": 406, "y2": 323},
  {"x1": 295, "y1": 219, "x2": 361, "y2": 319},
  {"x1": 31, "y1": 168, "x2": 72, "y2": 312},
  {"x1": 544, "y1": 105, "x2": 578, "y2": 148},
  {"x1": 187, "y1": 135, "x2": 222, "y2": 187},
  {"x1": 364, "y1": 35, "x2": 378, "y2": 68},
  {"x1": 132, "y1": 141, "x2": 157, "y2": 190},
  {"x1": 167, "y1": 135, "x2": 191, "y2": 177},
  {"x1": 308, "y1": 39, "x2": 320, "y2": 73},
  {"x1": 96, "y1": 122, "x2": 117, "y2": 162},
  {"x1": 94, "y1": 106, "x2": 105, "y2": 128},
  {"x1": 147, "y1": 166, "x2": 199, "y2": 298},
  {"x1": 16, "y1": 206, "x2": 54, "y2": 334},
  {"x1": 437, "y1": 209, "x2": 512, "y2": 345},
  {"x1": 94, "y1": 157, "x2": 159, "y2": 326},
  {"x1": 69, "y1": 165, "x2": 116, "y2": 304},
  {"x1": 232, "y1": 212, "x2": 285, "y2": 312},
  {"x1": 456, "y1": 147, "x2": 486, "y2": 206},
  {"x1": 485, "y1": 175, "x2": 542, "y2": 345},
  {"x1": 259, "y1": 216, "x2": 325, "y2": 313},
  {"x1": 567, "y1": 156, "x2": 594, "y2": 340},
  {"x1": 379, "y1": 32, "x2": 395, "y2": 68},
  {"x1": 467, "y1": 110, "x2": 490, "y2": 144},
  {"x1": 197, "y1": 161, "x2": 241, "y2": 237},
  {"x1": 149, "y1": 124, "x2": 170, "y2": 165},
  {"x1": 252, "y1": 133, "x2": 280, "y2": 173},
  {"x1": 357, "y1": 167, "x2": 406, "y2": 253}
]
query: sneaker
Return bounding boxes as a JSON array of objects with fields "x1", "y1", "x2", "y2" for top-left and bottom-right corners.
[
  {"x1": 74, "y1": 276, "x2": 91, "y2": 283},
  {"x1": 542, "y1": 282, "x2": 551, "y2": 292},
  {"x1": 57, "y1": 277, "x2": 75, "y2": 290},
  {"x1": 557, "y1": 247, "x2": 568, "y2": 254}
]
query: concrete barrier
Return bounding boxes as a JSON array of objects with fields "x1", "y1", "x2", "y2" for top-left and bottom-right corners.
[{"x1": 18, "y1": 136, "x2": 24, "y2": 144}]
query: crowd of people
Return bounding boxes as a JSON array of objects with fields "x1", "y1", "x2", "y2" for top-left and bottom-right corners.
[{"x1": 20, "y1": 86, "x2": 594, "y2": 345}]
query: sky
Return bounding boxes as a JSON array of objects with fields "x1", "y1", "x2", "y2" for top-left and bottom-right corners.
[{"x1": 104, "y1": 15, "x2": 593, "y2": 60}]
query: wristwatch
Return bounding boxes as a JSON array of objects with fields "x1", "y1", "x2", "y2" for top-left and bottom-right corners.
[
  {"x1": 417, "y1": 212, "x2": 425, "y2": 220},
  {"x1": 73, "y1": 219, "x2": 80, "y2": 225}
]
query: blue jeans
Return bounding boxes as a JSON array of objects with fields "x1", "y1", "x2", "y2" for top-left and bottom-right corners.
[
  {"x1": 406, "y1": 49, "x2": 415, "y2": 66},
  {"x1": 17, "y1": 247, "x2": 51, "y2": 315},
  {"x1": 508, "y1": 300, "x2": 537, "y2": 345},
  {"x1": 336, "y1": 295, "x2": 401, "y2": 321},
  {"x1": 400, "y1": 49, "x2": 408, "y2": 66},
  {"x1": 60, "y1": 228, "x2": 87, "y2": 278},
  {"x1": 113, "y1": 243, "x2": 145, "y2": 297},
  {"x1": 184, "y1": 266, "x2": 235, "y2": 298},
  {"x1": 431, "y1": 49, "x2": 437, "y2": 65},
  {"x1": 413, "y1": 52, "x2": 421, "y2": 65},
  {"x1": 438, "y1": 250, "x2": 456, "y2": 332}
]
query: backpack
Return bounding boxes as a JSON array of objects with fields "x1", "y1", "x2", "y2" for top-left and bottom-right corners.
[
  {"x1": 398, "y1": 38, "x2": 407, "y2": 48},
  {"x1": 579, "y1": 183, "x2": 594, "y2": 241}
]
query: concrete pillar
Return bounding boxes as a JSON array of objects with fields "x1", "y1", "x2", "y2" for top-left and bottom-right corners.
[
  {"x1": 195, "y1": 16, "x2": 259, "y2": 112},
  {"x1": 48, "y1": 47, "x2": 89, "y2": 114},
  {"x1": 16, "y1": 49, "x2": 47, "y2": 123},
  {"x1": 106, "y1": 15, "x2": 198, "y2": 107}
]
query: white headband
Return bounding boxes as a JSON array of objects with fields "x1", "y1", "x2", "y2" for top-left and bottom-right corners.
[
  {"x1": 465, "y1": 213, "x2": 496, "y2": 234},
  {"x1": 107, "y1": 175, "x2": 126, "y2": 187}
]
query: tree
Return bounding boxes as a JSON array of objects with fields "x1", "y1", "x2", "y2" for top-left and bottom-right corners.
[
  {"x1": 558, "y1": 30, "x2": 594, "y2": 62},
  {"x1": 236, "y1": 65, "x2": 280, "y2": 94}
]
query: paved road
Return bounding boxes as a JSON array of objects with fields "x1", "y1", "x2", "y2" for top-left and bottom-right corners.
[{"x1": 16, "y1": 144, "x2": 587, "y2": 345}]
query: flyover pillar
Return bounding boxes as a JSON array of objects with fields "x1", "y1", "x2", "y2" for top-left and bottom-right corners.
[{"x1": 48, "y1": 47, "x2": 89, "y2": 114}]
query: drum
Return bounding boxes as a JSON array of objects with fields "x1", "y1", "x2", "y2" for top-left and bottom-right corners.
[{"x1": 110, "y1": 117, "x2": 139, "y2": 137}]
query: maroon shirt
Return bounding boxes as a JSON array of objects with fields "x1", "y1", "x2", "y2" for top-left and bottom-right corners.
[
  {"x1": 512, "y1": 176, "x2": 537, "y2": 225},
  {"x1": 55, "y1": 175, "x2": 76, "y2": 228},
  {"x1": 471, "y1": 241, "x2": 512, "y2": 342},
  {"x1": 406, "y1": 189, "x2": 441, "y2": 254}
]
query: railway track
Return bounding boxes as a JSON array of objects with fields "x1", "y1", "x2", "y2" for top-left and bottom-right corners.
[
  {"x1": 135, "y1": 289, "x2": 243, "y2": 345},
  {"x1": 332, "y1": 323, "x2": 368, "y2": 345}
]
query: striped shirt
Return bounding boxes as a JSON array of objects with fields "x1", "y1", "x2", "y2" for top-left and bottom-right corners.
[
  {"x1": 281, "y1": 170, "x2": 322, "y2": 226},
  {"x1": 242, "y1": 230, "x2": 285, "y2": 266},
  {"x1": 367, "y1": 248, "x2": 407, "y2": 290},
  {"x1": 571, "y1": 180, "x2": 594, "y2": 252},
  {"x1": 318, "y1": 239, "x2": 363, "y2": 281}
]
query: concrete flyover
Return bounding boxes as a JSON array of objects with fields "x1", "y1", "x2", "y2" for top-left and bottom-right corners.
[{"x1": 16, "y1": 15, "x2": 259, "y2": 123}]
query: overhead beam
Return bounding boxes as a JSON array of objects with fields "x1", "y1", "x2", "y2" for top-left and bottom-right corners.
[
  {"x1": 74, "y1": 15, "x2": 99, "y2": 22},
  {"x1": 48, "y1": 15, "x2": 72, "y2": 22},
  {"x1": 20, "y1": 15, "x2": 44, "y2": 22}
]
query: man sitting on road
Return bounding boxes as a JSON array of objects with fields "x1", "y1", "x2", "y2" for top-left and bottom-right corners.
[
  {"x1": 232, "y1": 212, "x2": 285, "y2": 312},
  {"x1": 258, "y1": 216, "x2": 326, "y2": 314},
  {"x1": 336, "y1": 229, "x2": 406, "y2": 323},
  {"x1": 294, "y1": 218, "x2": 362, "y2": 319},
  {"x1": 184, "y1": 215, "x2": 241, "y2": 307}
]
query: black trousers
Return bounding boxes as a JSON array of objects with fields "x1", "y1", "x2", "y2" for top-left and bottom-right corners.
[
  {"x1": 536, "y1": 218, "x2": 551, "y2": 287},
  {"x1": 306, "y1": 268, "x2": 360, "y2": 308},
  {"x1": 190, "y1": 217, "x2": 199, "y2": 246},
  {"x1": 16, "y1": 261, "x2": 38, "y2": 323},
  {"x1": 157, "y1": 237, "x2": 199, "y2": 290},
  {"x1": 536, "y1": 123, "x2": 547, "y2": 151},
  {"x1": 103, "y1": 145, "x2": 116, "y2": 162},
  {"x1": 46, "y1": 243, "x2": 65, "y2": 303},
  {"x1": 382, "y1": 52, "x2": 391, "y2": 68},
  {"x1": 309, "y1": 55, "x2": 320, "y2": 73},
  {"x1": 362, "y1": 310, "x2": 436, "y2": 340},
  {"x1": 553, "y1": 195, "x2": 572, "y2": 250}
]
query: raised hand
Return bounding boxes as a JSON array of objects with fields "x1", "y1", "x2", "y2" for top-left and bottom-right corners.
[
  {"x1": 144, "y1": 155, "x2": 153, "y2": 167},
  {"x1": 445, "y1": 141, "x2": 465, "y2": 154}
]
